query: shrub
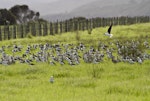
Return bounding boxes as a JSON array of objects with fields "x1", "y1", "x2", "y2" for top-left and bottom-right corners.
[{"x1": 26, "y1": 33, "x2": 33, "y2": 39}]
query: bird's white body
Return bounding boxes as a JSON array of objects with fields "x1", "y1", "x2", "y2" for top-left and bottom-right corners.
[
  {"x1": 137, "y1": 57, "x2": 142, "y2": 64},
  {"x1": 104, "y1": 32, "x2": 113, "y2": 38},
  {"x1": 50, "y1": 76, "x2": 54, "y2": 83}
]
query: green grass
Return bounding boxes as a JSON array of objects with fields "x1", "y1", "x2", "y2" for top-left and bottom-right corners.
[
  {"x1": 1, "y1": 63, "x2": 150, "y2": 101},
  {"x1": 0, "y1": 23, "x2": 150, "y2": 101}
]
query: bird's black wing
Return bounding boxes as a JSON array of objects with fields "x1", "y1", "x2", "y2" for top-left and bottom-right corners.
[{"x1": 108, "y1": 24, "x2": 113, "y2": 34}]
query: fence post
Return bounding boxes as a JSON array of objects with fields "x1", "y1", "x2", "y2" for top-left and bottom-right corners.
[
  {"x1": 20, "y1": 25, "x2": 24, "y2": 38},
  {"x1": 38, "y1": 22, "x2": 42, "y2": 36},
  {"x1": 60, "y1": 21, "x2": 63, "y2": 34},
  {"x1": 81, "y1": 20, "x2": 85, "y2": 31},
  {"x1": 24, "y1": 23, "x2": 30, "y2": 37},
  {"x1": 54, "y1": 21, "x2": 58, "y2": 34},
  {"x1": 31, "y1": 23, "x2": 36, "y2": 36},
  {"x1": 4, "y1": 26, "x2": 7, "y2": 40},
  {"x1": 64, "y1": 20, "x2": 68, "y2": 32},
  {"x1": 78, "y1": 21, "x2": 81, "y2": 30},
  {"x1": 89, "y1": 19, "x2": 93, "y2": 30},
  {"x1": 43, "y1": 22, "x2": 48, "y2": 36},
  {"x1": 50, "y1": 22, "x2": 54, "y2": 35},
  {"x1": 13, "y1": 25, "x2": 16, "y2": 39},
  {"x1": 7, "y1": 26, "x2": 10, "y2": 40},
  {"x1": 0, "y1": 27, "x2": 2, "y2": 41},
  {"x1": 75, "y1": 20, "x2": 79, "y2": 31}
]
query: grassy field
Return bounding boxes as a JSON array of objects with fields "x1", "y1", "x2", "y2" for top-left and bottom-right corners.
[{"x1": 0, "y1": 23, "x2": 150, "y2": 101}]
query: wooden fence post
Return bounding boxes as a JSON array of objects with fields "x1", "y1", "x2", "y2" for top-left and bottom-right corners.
[
  {"x1": 4, "y1": 26, "x2": 7, "y2": 40},
  {"x1": 31, "y1": 23, "x2": 36, "y2": 36},
  {"x1": 13, "y1": 25, "x2": 16, "y2": 39},
  {"x1": 0, "y1": 27, "x2": 2, "y2": 41},
  {"x1": 7, "y1": 26, "x2": 10, "y2": 40},
  {"x1": 38, "y1": 22, "x2": 42, "y2": 36},
  {"x1": 81, "y1": 20, "x2": 85, "y2": 31},
  {"x1": 24, "y1": 23, "x2": 30, "y2": 37},
  {"x1": 60, "y1": 21, "x2": 63, "y2": 34},
  {"x1": 89, "y1": 19, "x2": 93, "y2": 30},
  {"x1": 20, "y1": 25, "x2": 24, "y2": 38},
  {"x1": 64, "y1": 20, "x2": 68, "y2": 32},
  {"x1": 54, "y1": 21, "x2": 59, "y2": 34},
  {"x1": 43, "y1": 22, "x2": 48, "y2": 36},
  {"x1": 75, "y1": 20, "x2": 79, "y2": 31},
  {"x1": 86, "y1": 19, "x2": 89, "y2": 30},
  {"x1": 50, "y1": 22, "x2": 54, "y2": 35}
]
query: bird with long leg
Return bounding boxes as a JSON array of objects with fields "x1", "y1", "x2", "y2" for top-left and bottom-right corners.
[{"x1": 104, "y1": 24, "x2": 113, "y2": 38}]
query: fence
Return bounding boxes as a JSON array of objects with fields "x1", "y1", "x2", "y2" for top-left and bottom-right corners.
[{"x1": 0, "y1": 16, "x2": 150, "y2": 41}]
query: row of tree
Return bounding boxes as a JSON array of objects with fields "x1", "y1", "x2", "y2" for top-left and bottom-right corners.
[{"x1": 0, "y1": 5, "x2": 40, "y2": 25}]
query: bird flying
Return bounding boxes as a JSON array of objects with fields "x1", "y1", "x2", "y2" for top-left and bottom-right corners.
[{"x1": 104, "y1": 24, "x2": 113, "y2": 38}]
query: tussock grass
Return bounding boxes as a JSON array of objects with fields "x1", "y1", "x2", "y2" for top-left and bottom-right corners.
[{"x1": 87, "y1": 64, "x2": 104, "y2": 78}]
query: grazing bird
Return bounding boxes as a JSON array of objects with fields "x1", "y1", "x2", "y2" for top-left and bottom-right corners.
[
  {"x1": 50, "y1": 76, "x2": 54, "y2": 83},
  {"x1": 137, "y1": 57, "x2": 143, "y2": 64},
  {"x1": 104, "y1": 24, "x2": 113, "y2": 38}
]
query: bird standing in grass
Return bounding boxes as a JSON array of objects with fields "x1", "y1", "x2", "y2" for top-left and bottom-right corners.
[
  {"x1": 104, "y1": 24, "x2": 113, "y2": 38},
  {"x1": 137, "y1": 57, "x2": 143, "y2": 64},
  {"x1": 50, "y1": 76, "x2": 54, "y2": 83}
]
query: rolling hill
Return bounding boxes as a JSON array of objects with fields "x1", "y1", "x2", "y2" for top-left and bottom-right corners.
[
  {"x1": 43, "y1": 0, "x2": 150, "y2": 21},
  {"x1": 71, "y1": 0, "x2": 150, "y2": 17}
]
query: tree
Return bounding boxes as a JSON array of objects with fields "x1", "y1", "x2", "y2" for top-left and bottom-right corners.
[
  {"x1": 0, "y1": 9, "x2": 16, "y2": 25},
  {"x1": 9, "y1": 5, "x2": 40, "y2": 24}
]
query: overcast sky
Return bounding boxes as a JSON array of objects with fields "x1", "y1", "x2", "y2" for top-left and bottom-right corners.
[
  {"x1": 0, "y1": 0, "x2": 144, "y2": 16},
  {"x1": 0, "y1": 0, "x2": 60, "y2": 15},
  {"x1": 0, "y1": 0, "x2": 96, "y2": 15},
  {"x1": 0, "y1": 0, "x2": 58, "y2": 8}
]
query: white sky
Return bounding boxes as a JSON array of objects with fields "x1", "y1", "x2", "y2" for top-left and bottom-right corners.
[
  {"x1": 0, "y1": 0, "x2": 143, "y2": 16},
  {"x1": 0, "y1": 0, "x2": 59, "y2": 15},
  {"x1": 0, "y1": 0, "x2": 58, "y2": 8}
]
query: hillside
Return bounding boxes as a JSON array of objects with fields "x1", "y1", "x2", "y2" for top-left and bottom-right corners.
[
  {"x1": 38, "y1": 0, "x2": 97, "y2": 15},
  {"x1": 43, "y1": 0, "x2": 150, "y2": 21},
  {"x1": 73, "y1": 0, "x2": 150, "y2": 17}
]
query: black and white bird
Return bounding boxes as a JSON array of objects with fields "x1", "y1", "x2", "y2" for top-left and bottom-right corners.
[{"x1": 104, "y1": 24, "x2": 113, "y2": 38}]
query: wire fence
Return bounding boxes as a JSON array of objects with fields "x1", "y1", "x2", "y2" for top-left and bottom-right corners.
[{"x1": 0, "y1": 16, "x2": 150, "y2": 41}]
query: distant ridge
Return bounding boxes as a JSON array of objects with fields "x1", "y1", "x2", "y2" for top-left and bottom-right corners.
[{"x1": 43, "y1": 0, "x2": 150, "y2": 21}]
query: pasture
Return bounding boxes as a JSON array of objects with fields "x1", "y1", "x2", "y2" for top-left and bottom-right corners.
[{"x1": 0, "y1": 23, "x2": 150, "y2": 101}]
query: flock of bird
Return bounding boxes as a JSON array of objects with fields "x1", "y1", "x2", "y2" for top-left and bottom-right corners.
[{"x1": 0, "y1": 39, "x2": 150, "y2": 66}]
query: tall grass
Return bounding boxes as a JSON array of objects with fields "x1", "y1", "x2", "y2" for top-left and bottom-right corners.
[
  {"x1": 0, "y1": 23, "x2": 150, "y2": 101},
  {"x1": 87, "y1": 64, "x2": 104, "y2": 78}
]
